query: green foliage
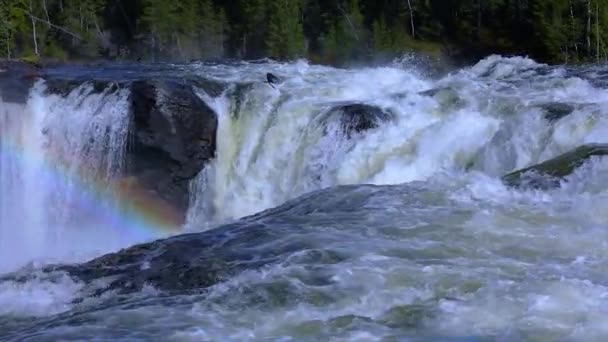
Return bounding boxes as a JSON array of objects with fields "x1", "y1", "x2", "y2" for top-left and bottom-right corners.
[
  {"x1": 140, "y1": 0, "x2": 178, "y2": 53},
  {"x1": 372, "y1": 18, "x2": 392, "y2": 52},
  {"x1": 267, "y1": 0, "x2": 305, "y2": 59},
  {"x1": 2, "y1": 0, "x2": 608, "y2": 64},
  {"x1": 44, "y1": 39, "x2": 68, "y2": 60},
  {"x1": 0, "y1": 3, "x2": 10, "y2": 58},
  {"x1": 321, "y1": 0, "x2": 369, "y2": 63}
]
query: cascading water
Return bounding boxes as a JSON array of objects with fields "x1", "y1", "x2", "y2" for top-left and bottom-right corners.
[
  {"x1": 2, "y1": 56, "x2": 608, "y2": 341},
  {"x1": 0, "y1": 81, "x2": 137, "y2": 272},
  {"x1": 186, "y1": 56, "x2": 608, "y2": 226}
]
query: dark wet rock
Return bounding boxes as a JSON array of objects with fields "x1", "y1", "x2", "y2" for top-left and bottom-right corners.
[
  {"x1": 0, "y1": 60, "x2": 40, "y2": 103},
  {"x1": 186, "y1": 76, "x2": 227, "y2": 98},
  {"x1": 325, "y1": 103, "x2": 394, "y2": 138},
  {"x1": 127, "y1": 80, "x2": 217, "y2": 216},
  {"x1": 537, "y1": 102, "x2": 575, "y2": 122},
  {"x1": 47, "y1": 220, "x2": 314, "y2": 296},
  {"x1": 502, "y1": 144, "x2": 608, "y2": 189},
  {"x1": 27, "y1": 186, "x2": 368, "y2": 297},
  {"x1": 266, "y1": 72, "x2": 280, "y2": 85},
  {"x1": 0, "y1": 184, "x2": 440, "y2": 302},
  {"x1": 0, "y1": 62, "x2": 222, "y2": 224},
  {"x1": 419, "y1": 87, "x2": 448, "y2": 97}
]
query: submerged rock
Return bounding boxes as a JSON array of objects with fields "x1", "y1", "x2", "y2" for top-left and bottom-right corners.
[
  {"x1": 502, "y1": 144, "x2": 608, "y2": 189},
  {"x1": 537, "y1": 102, "x2": 575, "y2": 122},
  {"x1": 32, "y1": 186, "x2": 371, "y2": 297},
  {"x1": 418, "y1": 87, "x2": 466, "y2": 111},
  {"x1": 419, "y1": 87, "x2": 465, "y2": 110},
  {"x1": 49, "y1": 220, "x2": 317, "y2": 297},
  {"x1": 325, "y1": 103, "x2": 394, "y2": 138},
  {"x1": 418, "y1": 87, "x2": 448, "y2": 97}
]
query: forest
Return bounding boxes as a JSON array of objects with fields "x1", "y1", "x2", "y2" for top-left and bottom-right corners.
[{"x1": 1, "y1": 0, "x2": 608, "y2": 65}]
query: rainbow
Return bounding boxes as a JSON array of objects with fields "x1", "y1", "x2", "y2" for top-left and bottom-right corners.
[{"x1": 0, "y1": 112, "x2": 185, "y2": 243}]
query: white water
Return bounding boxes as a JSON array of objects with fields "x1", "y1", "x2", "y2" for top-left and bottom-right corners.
[
  {"x1": 186, "y1": 55, "x2": 608, "y2": 226},
  {"x1": 0, "y1": 81, "x2": 137, "y2": 273},
  {"x1": 2, "y1": 56, "x2": 608, "y2": 340}
]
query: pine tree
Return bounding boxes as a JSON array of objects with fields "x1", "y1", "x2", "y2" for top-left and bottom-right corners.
[
  {"x1": 240, "y1": 0, "x2": 268, "y2": 58},
  {"x1": 199, "y1": 0, "x2": 229, "y2": 59},
  {"x1": 530, "y1": 0, "x2": 571, "y2": 62},
  {"x1": 140, "y1": 0, "x2": 178, "y2": 59},
  {"x1": 0, "y1": 0, "x2": 12, "y2": 58},
  {"x1": 372, "y1": 17, "x2": 392, "y2": 52},
  {"x1": 266, "y1": 0, "x2": 306, "y2": 59}
]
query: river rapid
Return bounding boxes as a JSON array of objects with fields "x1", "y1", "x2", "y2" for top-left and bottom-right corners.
[{"x1": 1, "y1": 55, "x2": 608, "y2": 341}]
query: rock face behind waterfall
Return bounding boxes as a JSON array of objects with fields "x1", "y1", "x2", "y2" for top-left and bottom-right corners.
[
  {"x1": 1, "y1": 61, "x2": 222, "y2": 223},
  {"x1": 502, "y1": 144, "x2": 608, "y2": 189},
  {"x1": 128, "y1": 80, "x2": 217, "y2": 213}
]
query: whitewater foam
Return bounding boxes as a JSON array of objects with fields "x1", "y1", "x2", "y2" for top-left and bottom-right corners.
[
  {"x1": 2, "y1": 56, "x2": 608, "y2": 340},
  {"x1": 187, "y1": 55, "x2": 608, "y2": 226},
  {"x1": 0, "y1": 81, "x2": 140, "y2": 272}
]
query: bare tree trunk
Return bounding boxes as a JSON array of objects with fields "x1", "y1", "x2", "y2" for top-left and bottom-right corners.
[
  {"x1": 28, "y1": 14, "x2": 82, "y2": 40},
  {"x1": 42, "y1": 0, "x2": 50, "y2": 27},
  {"x1": 407, "y1": 0, "x2": 416, "y2": 39},
  {"x1": 337, "y1": 5, "x2": 360, "y2": 41},
  {"x1": 29, "y1": 0, "x2": 39, "y2": 56},
  {"x1": 59, "y1": 0, "x2": 63, "y2": 13},
  {"x1": 570, "y1": 0, "x2": 578, "y2": 55},
  {"x1": 597, "y1": 0, "x2": 600, "y2": 63},
  {"x1": 177, "y1": 34, "x2": 182, "y2": 60}
]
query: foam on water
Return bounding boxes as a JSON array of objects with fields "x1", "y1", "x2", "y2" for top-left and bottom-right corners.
[
  {"x1": 187, "y1": 55, "x2": 608, "y2": 226},
  {"x1": 0, "y1": 272, "x2": 83, "y2": 317},
  {"x1": 2, "y1": 55, "x2": 608, "y2": 340},
  {"x1": 0, "y1": 82, "x2": 153, "y2": 273}
]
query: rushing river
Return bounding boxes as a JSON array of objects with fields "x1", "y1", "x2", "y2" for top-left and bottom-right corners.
[{"x1": 1, "y1": 55, "x2": 608, "y2": 341}]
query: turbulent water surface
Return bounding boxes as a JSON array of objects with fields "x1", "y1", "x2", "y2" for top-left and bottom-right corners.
[{"x1": 2, "y1": 55, "x2": 608, "y2": 341}]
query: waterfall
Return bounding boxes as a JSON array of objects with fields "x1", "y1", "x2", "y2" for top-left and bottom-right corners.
[
  {"x1": 2, "y1": 57, "x2": 608, "y2": 340},
  {"x1": 0, "y1": 81, "x2": 132, "y2": 271},
  {"x1": 185, "y1": 56, "x2": 608, "y2": 226}
]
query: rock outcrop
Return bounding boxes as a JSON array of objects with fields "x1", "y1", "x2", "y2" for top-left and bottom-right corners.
[
  {"x1": 0, "y1": 61, "x2": 223, "y2": 224},
  {"x1": 41, "y1": 186, "x2": 354, "y2": 297},
  {"x1": 127, "y1": 80, "x2": 217, "y2": 215},
  {"x1": 537, "y1": 102, "x2": 575, "y2": 122},
  {"x1": 502, "y1": 144, "x2": 608, "y2": 189},
  {"x1": 52, "y1": 220, "x2": 307, "y2": 296},
  {"x1": 325, "y1": 103, "x2": 394, "y2": 138}
]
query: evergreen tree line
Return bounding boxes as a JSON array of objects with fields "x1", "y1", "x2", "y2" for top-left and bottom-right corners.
[{"x1": 1, "y1": 0, "x2": 608, "y2": 64}]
